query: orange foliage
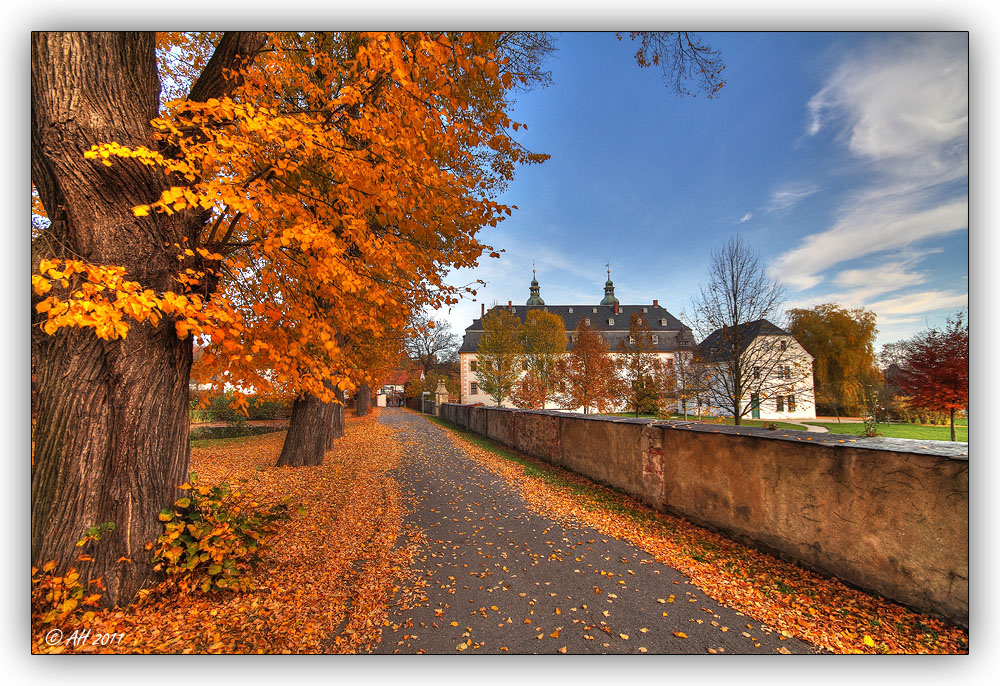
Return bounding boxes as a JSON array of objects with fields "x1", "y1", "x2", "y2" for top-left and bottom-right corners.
[{"x1": 33, "y1": 32, "x2": 546, "y2": 403}]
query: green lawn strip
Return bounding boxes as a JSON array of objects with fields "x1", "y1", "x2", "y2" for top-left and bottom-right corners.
[
  {"x1": 669, "y1": 416, "x2": 808, "y2": 432},
  {"x1": 802, "y1": 422, "x2": 968, "y2": 442},
  {"x1": 603, "y1": 413, "x2": 808, "y2": 431},
  {"x1": 190, "y1": 430, "x2": 287, "y2": 449}
]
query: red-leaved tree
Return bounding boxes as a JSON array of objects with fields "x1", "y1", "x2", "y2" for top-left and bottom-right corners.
[{"x1": 898, "y1": 312, "x2": 969, "y2": 441}]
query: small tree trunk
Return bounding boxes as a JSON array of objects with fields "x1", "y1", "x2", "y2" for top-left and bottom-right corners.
[
  {"x1": 277, "y1": 395, "x2": 328, "y2": 467},
  {"x1": 950, "y1": 407, "x2": 956, "y2": 442},
  {"x1": 355, "y1": 383, "x2": 371, "y2": 417},
  {"x1": 326, "y1": 388, "x2": 345, "y2": 448}
]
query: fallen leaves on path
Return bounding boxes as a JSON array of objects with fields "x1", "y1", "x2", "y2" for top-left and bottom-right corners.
[
  {"x1": 437, "y1": 421, "x2": 967, "y2": 655},
  {"x1": 33, "y1": 410, "x2": 419, "y2": 654}
]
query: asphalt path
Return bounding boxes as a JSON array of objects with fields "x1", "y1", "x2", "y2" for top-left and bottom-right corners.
[{"x1": 372, "y1": 408, "x2": 816, "y2": 655}]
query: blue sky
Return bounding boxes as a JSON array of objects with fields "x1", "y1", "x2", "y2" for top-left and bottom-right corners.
[{"x1": 433, "y1": 32, "x2": 969, "y2": 351}]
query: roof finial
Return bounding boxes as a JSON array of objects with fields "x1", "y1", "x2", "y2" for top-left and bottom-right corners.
[{"x1": 606, "y1": 261, "x2": 611, "y2": 280}]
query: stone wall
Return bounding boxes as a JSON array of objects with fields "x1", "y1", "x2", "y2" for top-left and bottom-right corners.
[{"x1": 437, "y1": 404, "x2": 969, "y2": 628}]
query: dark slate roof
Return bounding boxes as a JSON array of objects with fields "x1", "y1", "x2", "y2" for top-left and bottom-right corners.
[
  {"x1": 696, "y1": 319, "x2": 790, "y2": 361},
  {"x1": 459, "y1": 304, "x2": 696, "y2": 353}
]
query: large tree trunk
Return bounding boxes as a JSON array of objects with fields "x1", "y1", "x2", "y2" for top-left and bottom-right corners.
[
  {"x1": 355, "y1": 383, "x2": 371, "y2": 417},
  {"x1": 31, "y1": 32, "x2": 265, "y2": 607},
  {"x1": 277, "y1": 395, "x2": 329, "y2": 467}
]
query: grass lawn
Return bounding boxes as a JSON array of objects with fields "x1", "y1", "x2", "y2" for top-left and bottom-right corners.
[
  {"x1": 604, "y1": 412, "x2": 808, "y2": 432},
  {"x1": 803, "y1": 422, "x2": 968, "y2": 442}
]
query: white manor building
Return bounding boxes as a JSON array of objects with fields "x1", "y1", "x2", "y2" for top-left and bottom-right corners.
[{"x1": 458, "y1": 272, "x2": 816, "y2": 421}]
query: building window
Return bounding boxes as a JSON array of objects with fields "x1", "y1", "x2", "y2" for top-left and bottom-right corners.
[
  {"x1": 643, "y1": 307, "x2": 648, "y2": 313},
  {"x1": 753, "y1": 366, "x2": 760, "y2": 380},
  {"x1": 568, "y1": 307, "x2": 574, "y2": 313},
  {"x1": 788, "y1": 395, "x2": 796, "y2": 411},
  {"x1": 470, "y1": 382, "x2": 478, "y2": 395},
  {"x1": 660, "y1": 318, "x2": 667, "y2": 326},
  {"x1": 652, "y1": 335, "x2": 658, "y2": 344},
  {"x1": 584, "y1": 318, "x2": 590, "y2": 326},
  {"x1": 780, "y1": 340, "x2": 788, "y2": 351},
  {"x1": 522, "y1": 359, "x2": 528, "y2": 371},
  {"x1": 629, "y1": 336, "x2": 635, "y2": 345},
  {"x1": 592, "y1": 307, "x2": 598, "y2": 313},
  {"x1": 608, "y1": 318, "x2": 614, "y2": 325},
  {"x1": 470, "y1": 360, "x2": 477, "y2": 372},
  {"x1": 783, "y1": 365, "x2": 791, "y2": 379},
  {"x1": 776, "y1": 396, "x2": 784, "y2": 411}
]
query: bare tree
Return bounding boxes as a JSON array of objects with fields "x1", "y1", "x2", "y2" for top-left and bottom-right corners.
[
  {"x1": 688, "y1": 236, "x2": 808, "y2": 425},
  {"x1": 405, "y1": 310, "x2": 459, "y2": 375}
]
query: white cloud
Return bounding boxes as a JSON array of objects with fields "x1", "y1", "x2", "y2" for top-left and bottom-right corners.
[
  {"x1": 866, "y1": 290, "x2": 968, "y2": 316},
  {"x1": 773, "y1": 34, "x2": 967, "y2": 291},
  {"x1": 737, "y1": 212, "x2": 753, "y2": 224},
  {"x1": 766, "y1": 183, "x2": 818, "y2": 212}
]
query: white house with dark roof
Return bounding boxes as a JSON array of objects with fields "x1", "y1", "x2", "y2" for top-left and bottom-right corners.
[
  {"x1": 695, "y1": 319, "x2": 816, "y2": 421},
  {"x1": 458, "y1": 272, "x2": 697, "y2": 408}
]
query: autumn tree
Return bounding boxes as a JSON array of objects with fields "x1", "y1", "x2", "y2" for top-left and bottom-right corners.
[
  {"x1": 511, "y1": 310, "x2": 566, "y2": 409},
  {"x1": 787, "y1": 304, "x2": 880, "y2": 420},
  {"x1": 555, "y1": 319, "x2": 622, "y2": 415},
  {"x1": 687, "y1": 236, "x2": 805, "y2": 425},
  {"x1": 618, "y1": 312, "x2": 663, "y2": 417},
  {"x1": 31, "y1": 31, "x2": 542, "y2": 605},
  {"x1": 31, "y1": 30, "x2": 726, "y2": 606},
  {"x1": 897, "y1": 312, "x2": 969, "y2": 441},
  {"x1": 475, "y1": 308, "x2": 524, "y2": 406}
]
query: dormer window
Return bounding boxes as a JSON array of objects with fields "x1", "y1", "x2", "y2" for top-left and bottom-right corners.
[
  {"x1": 584, "y1": 318, "x2": 590, "y2": 326},
  {"x1": 592, "y1": 307, "x2": 598, "y2": 313},
  {"x1": 660, "y1": 318, "x2": 667, "y2": 326},
  {"x1": 568, "y1": 307, "x2": 574, "y2": 313},
  {"x1": 608, "y1": 318, "x2": 614, "y2": 325},
  {"x1": 643, "y1": 307, "x2": 648, "y2": 313}
]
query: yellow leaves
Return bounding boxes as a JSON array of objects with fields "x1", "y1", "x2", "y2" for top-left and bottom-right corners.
[
  {"x1": 863, "y1": 635, "x2": 875, "y2": 648},
  {"x1": 673, "y1": 631, "x2": 688, "y2": 639}
]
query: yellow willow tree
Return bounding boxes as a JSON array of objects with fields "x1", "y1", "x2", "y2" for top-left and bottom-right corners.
[{"x1": 31, "y1": 31, "x2": 542, "y2": 606}]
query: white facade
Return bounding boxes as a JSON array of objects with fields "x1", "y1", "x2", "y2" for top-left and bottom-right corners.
[{"x1": 698, "y1": 335, "x2": 816, "y2": 421}]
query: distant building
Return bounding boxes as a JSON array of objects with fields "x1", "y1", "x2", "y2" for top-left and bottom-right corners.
[
  {"x1": 458, "y1": 271, "x2": 697, "y2": 408},
  {"x1": 696, "y1": 319, "x2": 816, "y2": 421}
]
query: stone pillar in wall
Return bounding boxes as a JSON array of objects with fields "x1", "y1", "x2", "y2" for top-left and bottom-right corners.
[{"x1": 434, "y1": 380, "x2": 449, "y2": 416}]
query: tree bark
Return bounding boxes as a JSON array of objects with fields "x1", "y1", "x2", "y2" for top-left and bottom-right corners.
[
  {"x1": 950, "y1": 407, "x2": 956, "y2": 442},
  {"x1": 355, "y1": 383, "x2": 371, "y2": 417},
  {"x1": 327, "y1": 387, "x2": 345, "y2": 448},
  {"x1": 31, "y1": 32, "x2": 265, "y2": 606},
  {"x1": 277, "y1": 394, "x2": 329, "y2": 467}
]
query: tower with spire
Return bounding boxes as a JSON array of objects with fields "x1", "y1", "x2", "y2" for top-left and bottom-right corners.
[
  {"x1": 600, "y1": 263, "x2": 619, "y2": 306},
  {"x1": 526, "y1": 265, "x2": 545, "y2": 306}
]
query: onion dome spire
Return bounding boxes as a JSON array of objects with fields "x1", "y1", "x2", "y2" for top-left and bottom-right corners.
[{"x1": 526, "y1": 263, "x2": 545, "y2": 306}]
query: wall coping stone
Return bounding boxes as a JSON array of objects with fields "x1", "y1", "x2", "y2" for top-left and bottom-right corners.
[{"x1": 441, "y1": 403, "x2": 968, "y2": 461}]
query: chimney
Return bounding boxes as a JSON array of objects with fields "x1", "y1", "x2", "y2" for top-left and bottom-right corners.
[
  {"x1": 653, "y1": 299, "x2": 659, "y2": 308},
  {"x1": 614, "y1": 302, "x2": 619, "y2": 315},
  {"x1": 508, "y1": 300, "x2": 512, "y2": 307},
  {"x1": 481, "y1": 303, "x2": 485, "y2": 318}
]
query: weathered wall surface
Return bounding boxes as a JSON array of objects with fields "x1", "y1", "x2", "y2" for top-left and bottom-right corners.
[{"x1": 437, "y1": 404, "x2": 969, "y2": 628}]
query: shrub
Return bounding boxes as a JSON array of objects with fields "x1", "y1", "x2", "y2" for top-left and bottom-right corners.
[
  {"x1": 189, "y1": 393, "x2": 290, "y2": 423},
  {"x1": 147, "y1": 473, "x2": 298, "y2": 593}
]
